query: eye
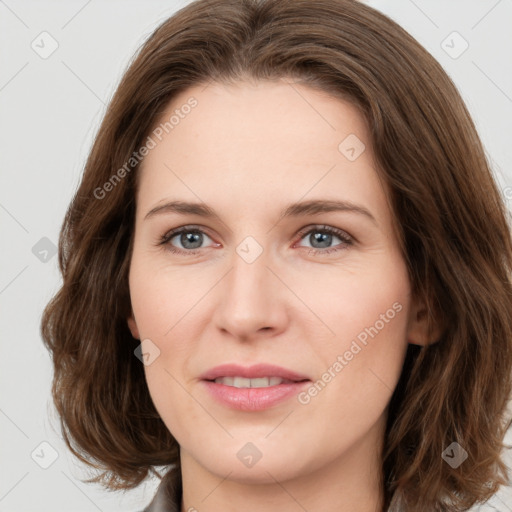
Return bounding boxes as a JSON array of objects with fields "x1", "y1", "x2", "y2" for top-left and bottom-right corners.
[
  {"x1": 158, "y1": 224, "x2": 353, "y2": 256},
  {"x1": 294, "y1": 225, "x2": 353, "y2": 256},
  {"x1": 158, "y1": 225, "x2": 217, "y2": 255}
]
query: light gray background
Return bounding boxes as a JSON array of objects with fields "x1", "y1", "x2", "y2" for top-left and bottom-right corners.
[{"x1": 1, "y1": 0, "x2": 511, "y2": 511}]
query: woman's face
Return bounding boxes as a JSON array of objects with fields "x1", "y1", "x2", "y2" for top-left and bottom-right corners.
[{"x1": 128, "y1": 79, "x2": 425, "y2": 485}]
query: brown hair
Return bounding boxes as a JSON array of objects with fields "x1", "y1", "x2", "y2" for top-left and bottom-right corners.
[{"x1": 41, "y1": 0, "x2": 512, "y2": 509}]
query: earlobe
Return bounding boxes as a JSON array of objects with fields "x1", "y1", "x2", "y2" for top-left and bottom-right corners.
[
  {"x1": 127, "y1": 313, "x2": 140, "y2": 340},
  {"x1": 406, "y1": 297, "x2": 443, "y2": 346}
]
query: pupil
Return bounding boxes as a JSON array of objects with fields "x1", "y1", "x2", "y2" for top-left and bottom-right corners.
[
  {"x1": 312, "y1": 232, "x2": 331, "y2": 249},
  {"x1": 182, "y1": 232, "x2": 202, "y2": 249}
]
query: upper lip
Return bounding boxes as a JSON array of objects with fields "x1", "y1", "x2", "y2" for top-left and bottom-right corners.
[{"x1": 200, "y1": 363, "x2": 310, "y2": 382}]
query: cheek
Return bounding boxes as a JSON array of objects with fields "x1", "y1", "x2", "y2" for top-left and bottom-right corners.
[
  {"x1": 128, "y1": 255, "x2": 186, "y2": 337},
  {"x1": 302, "y1": 253, "x2": 411, "y2": 407},
  {"x1": 129, "y1": 273, "x2": 194, "y2": 436},
  {"x1": 301, "y1": 253, "x2": 410, "y2": 352},
  {"x1": 128, "y1": 257, "x2": 201, "y2": 422}
]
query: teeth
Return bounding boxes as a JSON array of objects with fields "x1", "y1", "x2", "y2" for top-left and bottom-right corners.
[{"x1": 213, "y1": 376, "x2": 287, "y2": 388}]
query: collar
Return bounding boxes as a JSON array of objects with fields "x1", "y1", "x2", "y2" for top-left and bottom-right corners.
[{"x1": 143, "y1": 466, "x2": 182, "y2": 512}]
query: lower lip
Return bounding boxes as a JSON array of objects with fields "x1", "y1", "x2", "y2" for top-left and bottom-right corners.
[{"x1": 201, "y1": 380, "x2": 310, "y2": 411}]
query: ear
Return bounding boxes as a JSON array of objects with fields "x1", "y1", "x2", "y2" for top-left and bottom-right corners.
[
  {"x1": 406, "y1": 294, "x2": 443, "y2": 346},
  {"x1": 127, "y1": 312, "x2": 141, "y2": 340}
]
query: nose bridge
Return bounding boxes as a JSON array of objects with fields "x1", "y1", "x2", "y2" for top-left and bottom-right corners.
[
  {"x1": 212, "y1": 231, "x2": 286, "y2": 337},
  {"x1": 229, "y1": 232, "x2": 274, "y2": 306}
]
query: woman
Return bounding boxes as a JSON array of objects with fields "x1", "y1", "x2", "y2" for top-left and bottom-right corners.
[{"x1": 41, "y1": 0, "x2": 512, "y2": 510}]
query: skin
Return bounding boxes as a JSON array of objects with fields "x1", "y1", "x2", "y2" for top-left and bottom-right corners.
[{"x1": 127, "y1": 78, "x2": 438, "y2": 512}]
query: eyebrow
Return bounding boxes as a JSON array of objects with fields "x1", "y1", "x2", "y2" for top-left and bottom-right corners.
[{"x1": 144, "y1": 199, "x2": 378, "y2": 226}]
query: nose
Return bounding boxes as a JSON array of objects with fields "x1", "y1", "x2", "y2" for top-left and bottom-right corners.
[{"x1": 211, "y1": 238, "x2": 289, "y2": 342}]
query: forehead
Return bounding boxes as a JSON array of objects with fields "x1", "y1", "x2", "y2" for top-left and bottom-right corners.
[
  {"x1": 145, "y1": 79, "x2": 370, "y2": 168},
  {"x1": 136, "y1": 79, "x2": 392, "y2": 229}
]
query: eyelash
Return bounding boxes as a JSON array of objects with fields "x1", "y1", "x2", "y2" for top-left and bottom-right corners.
[{"x1": 157, "y1": 224, "x2": 354, "y2": 257}]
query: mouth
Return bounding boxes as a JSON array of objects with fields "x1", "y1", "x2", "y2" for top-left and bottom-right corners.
[
  {"x1": 206, "y1": 376, "x2": 309, "y2": 388},
  {"x1": 200, "y1": 364, "x2": 311, "y2": 411}
]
